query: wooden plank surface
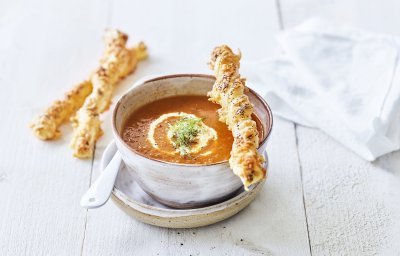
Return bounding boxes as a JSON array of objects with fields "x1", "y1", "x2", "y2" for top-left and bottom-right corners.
[
  {"x1": 278, "y1": 0, "x2": 400, "y2": 255},
  {"x1": 81, "y1": 0, "x2": 311, "y2": 255},
  {"x1": 0, "y1": 1, "x2": 109, "y2": 255},
  {"x1": 2, "y1": 0, "x2": 400, "y2": 255}
]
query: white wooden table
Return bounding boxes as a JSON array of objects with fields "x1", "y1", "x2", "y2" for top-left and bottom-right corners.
[{"x1": 1, "y1": 0, "x2": 400, "y2": 255}]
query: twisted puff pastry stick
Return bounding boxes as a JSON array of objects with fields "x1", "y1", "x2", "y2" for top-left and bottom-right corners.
[
  {"x1": 70, "y1": 30, "x2": 147, "y2": 158},
  {"x1": 208, "y1": 45, "x2": 266, "y2": 189},
  {"x1": 31, "y1": 79, "x2": 92, "y2": 140},
  {"x1": 30, "y1": 29, "x2": 143, "y2": 140}
]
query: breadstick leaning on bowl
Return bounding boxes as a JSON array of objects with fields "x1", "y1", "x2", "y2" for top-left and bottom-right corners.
[
  {"x1": 71, "y1": 30, "x2": 147, "y2": 158},
  {"x1": 208, "y1": 45, "x2": 266, "y2": 189}
]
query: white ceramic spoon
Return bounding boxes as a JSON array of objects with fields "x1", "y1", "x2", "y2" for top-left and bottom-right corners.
[{"x1": 80, "y1": 151, "x2": 122, "y2": 209}]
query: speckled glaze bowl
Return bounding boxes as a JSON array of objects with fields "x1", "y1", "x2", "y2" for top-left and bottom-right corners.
[{"x1": 112, "y1": 74, "x2": 273, "y2": 209}]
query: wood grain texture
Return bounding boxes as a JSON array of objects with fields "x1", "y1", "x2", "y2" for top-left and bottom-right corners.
[
  {"x1": 0, "y1": 1, "x2": 109, "y2": 255},
  {"x1": 297, "y1": 128, "x2": 400, "y2": 255},
  {"x1": 3, "y1": 0, "x2": 399, "y2": 255},
  {"x1": 80, "y1": 0, "x2": 311, "y2": 255},
  {"x1": 278, "y1": 0, "x2": 400, "y2": 254}
]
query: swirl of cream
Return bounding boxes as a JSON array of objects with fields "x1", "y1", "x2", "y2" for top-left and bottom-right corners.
[{"x1": 147, "y1": 112, "x2": 217, "y2": 156}]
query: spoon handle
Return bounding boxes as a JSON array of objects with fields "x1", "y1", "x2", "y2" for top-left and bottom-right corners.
[{"x1": 80, "y1": 151, "x2": 122, "y2": 209}]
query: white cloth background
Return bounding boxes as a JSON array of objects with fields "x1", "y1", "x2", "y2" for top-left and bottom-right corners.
[{"x1": 243, "y1": 18, "x2": 400, "y2": 161}]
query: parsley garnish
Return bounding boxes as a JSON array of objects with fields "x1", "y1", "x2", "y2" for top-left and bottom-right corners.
[{"x1": 168, "y1": 116, "x2": 203, "y2": 156}]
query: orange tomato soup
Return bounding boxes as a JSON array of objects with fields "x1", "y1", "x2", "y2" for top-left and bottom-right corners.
[{"x1": 122, "y1": 95, "x2": 262, "y2": 164}]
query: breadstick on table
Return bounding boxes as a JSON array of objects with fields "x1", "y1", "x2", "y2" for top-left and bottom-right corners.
[
  {"x1": 70, "y1": 30, "x2": 147, "y2": 158},
  {"x1": 30, "y1": 29, "x2": 142, "y2": 140},
  {"x1": 208, "y1": 45, "x2": 266, "y2": 189},
  {"x1": 31, "y1": 80, "x2": 93, "y2": 140}
]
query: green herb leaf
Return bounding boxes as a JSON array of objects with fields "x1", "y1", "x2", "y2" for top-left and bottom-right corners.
[{"x1": 168, "y1": 116, "x2": 203, "y2": 156}]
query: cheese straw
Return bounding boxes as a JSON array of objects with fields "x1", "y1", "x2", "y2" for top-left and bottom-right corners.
[
  {"x1": 208, "y1": 45, "x2": 266, "y2": 189},
  {"x1": 31, "y1": 80, "x2": 93, "y2": 140},
  {"x1": 70, "y1": 30, "x2": 147, "y2": 158}
]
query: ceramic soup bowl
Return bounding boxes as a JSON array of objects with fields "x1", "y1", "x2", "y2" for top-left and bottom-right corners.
[{"x1": 112, "y1": 74, "x2": 273, "y2": 208}]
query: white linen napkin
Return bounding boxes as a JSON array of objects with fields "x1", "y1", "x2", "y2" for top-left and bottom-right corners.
[{"x1": 242, "y1": 18, "x2": 400, "y2": 161}]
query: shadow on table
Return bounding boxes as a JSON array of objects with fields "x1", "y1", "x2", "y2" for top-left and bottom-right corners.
[
  {"x1": 374, "y1": 150, "x2": 400, "y2": 178},
  {"x1": 170, "y1": 182, "x2": 309, "y2": 255}
]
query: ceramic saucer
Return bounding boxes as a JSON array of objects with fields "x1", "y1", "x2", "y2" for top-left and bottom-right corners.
[{"x1": 102, "y1": 140, "x2": 266, "y2": 228}]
